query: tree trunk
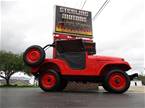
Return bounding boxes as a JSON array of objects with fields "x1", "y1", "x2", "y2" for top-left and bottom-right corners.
[{"x1": 6, "y1": 77, "x2": 10, "y2": 86}]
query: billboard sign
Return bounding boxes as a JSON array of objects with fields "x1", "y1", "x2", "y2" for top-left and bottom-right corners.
[{"x1": 55, "y1": 6, "x2": 93, "y2": 37}]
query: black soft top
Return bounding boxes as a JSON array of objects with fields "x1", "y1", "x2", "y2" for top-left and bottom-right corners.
[{"x1": 55, "y1": 39, "x2": 85, "y2": 53}]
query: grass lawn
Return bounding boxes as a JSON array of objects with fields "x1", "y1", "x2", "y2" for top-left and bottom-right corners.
[{"x1": 0, "y1": 85, "x2": 38, "y2": 88}]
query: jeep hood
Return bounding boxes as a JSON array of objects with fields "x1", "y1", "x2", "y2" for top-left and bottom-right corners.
[{"x1": 89, "y1": 55, "x2": 124, "y2": 61}]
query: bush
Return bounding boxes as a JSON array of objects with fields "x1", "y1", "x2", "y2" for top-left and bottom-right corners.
[{"x1": 137, "y1": 75, "x2": 145, "y2": 85}]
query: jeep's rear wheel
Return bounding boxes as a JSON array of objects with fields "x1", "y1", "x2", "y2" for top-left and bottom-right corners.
[
  {"x1": 23, "y1": 45, "x2": 45, "y2": 67},
  {"x1": 39, "y1": 69, "x2": 61, "y2": 92},
  {"x1": 102, "y1": 69, "x2": 130, "y2": 93}
]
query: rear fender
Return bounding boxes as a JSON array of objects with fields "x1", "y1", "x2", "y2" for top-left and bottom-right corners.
[{"x1": 31, "y1": 58, "x2": 66, "y2": 75}]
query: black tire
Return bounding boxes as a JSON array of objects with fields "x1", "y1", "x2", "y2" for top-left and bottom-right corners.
[
  {"x1": 102, "y1": 69, "x2": 130, "y2": 94},
  {"x1": 57, "y1": 79, "x2": 68, "y2": 91},
  {"x1": 23, "y1": 45, "x2": 45, "y2": 67},
  {"x1": 39, "y1": 69, "x2": 61, "y2": 92},
  {"x1": 102, "y1": 82, "x2": 110, "y2": 92}
]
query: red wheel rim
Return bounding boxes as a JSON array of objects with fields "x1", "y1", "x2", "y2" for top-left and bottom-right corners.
[
  {"x1": 41, "y1": 73, "x2": 56, "y2": 89},
  {"x1": 26, "y1": 48, "x2": 41, "y2": 63},
  {"x1": 109, "y1": 73, "x2": 126, "y2": 90}
]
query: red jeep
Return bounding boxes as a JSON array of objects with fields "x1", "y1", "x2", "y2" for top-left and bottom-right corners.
[{"x1": 23, "y1": 36, "x2": 138, "y2": 93}]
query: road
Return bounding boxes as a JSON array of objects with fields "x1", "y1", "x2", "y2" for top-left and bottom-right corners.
[{"x1": 0, "y1": 88, "x2": 144, "y2": 108}]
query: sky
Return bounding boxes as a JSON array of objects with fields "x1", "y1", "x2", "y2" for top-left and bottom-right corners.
[{"x1": 1, "y1": 0, "x2": 144, "y2": 75}]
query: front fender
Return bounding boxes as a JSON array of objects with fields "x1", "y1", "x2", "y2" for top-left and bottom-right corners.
[{"x1": 98, "y1": 61, "x2": 131, "y2": 76}]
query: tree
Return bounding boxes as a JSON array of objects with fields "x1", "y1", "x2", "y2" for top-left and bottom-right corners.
[{"x1": 0, "y1": 51, "x2": 30, "y2": 85}]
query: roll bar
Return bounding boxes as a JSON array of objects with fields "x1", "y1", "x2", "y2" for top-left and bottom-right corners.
[{"x1": 43, "y1": 43, "x2": 55, "y2": 49}]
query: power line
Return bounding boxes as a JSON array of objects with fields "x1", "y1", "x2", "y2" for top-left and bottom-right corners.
[
  {"x1": 81, "y1": 0, "x2": 87, "y2": 9},
  {"x1": 93, "y1": 0, "x2": 110, "y2": 21},
  {"x1": 79, "y1": 0, "x2": 84, "y2": 8}
]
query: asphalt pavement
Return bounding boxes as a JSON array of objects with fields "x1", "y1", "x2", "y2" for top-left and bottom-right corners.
[{"x1": 0, "y1": 87, "x2": 144, "y2": 108}]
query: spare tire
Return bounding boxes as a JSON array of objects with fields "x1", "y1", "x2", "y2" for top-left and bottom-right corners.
[{"x1": 23, "y1": 45, "x2": 45, "y2": 67}]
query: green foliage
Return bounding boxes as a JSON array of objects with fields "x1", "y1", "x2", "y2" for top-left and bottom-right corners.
[
  {"x1": 0, "y1": 51, "x2": 29, "y2": 72},
  {"x1": 0, "y1": 85, "x2": 38, "y2": 88},
  {"x1": 137, "y1": 75, "x2": 145, "y2": 85},
  {"x1": 0, "y1": 51, "x2": 30, "y2": 85}
]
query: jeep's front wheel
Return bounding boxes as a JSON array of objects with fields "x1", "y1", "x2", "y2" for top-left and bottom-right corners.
[
  {"x1": 102, "y1": 69, "x2": 130, "y2": 93},
  {"x1": 39, "y1": 69, "x2": 61, "y2": 92}
]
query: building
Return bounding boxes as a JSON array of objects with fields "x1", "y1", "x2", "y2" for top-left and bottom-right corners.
[
  {"x1": 0, "y1": 77, "x2": 31, "y2": 86},
  {"x1": 131, "y1": 80, "x2": 143, "y2": 86},
  {"x1": 0, "y1": 72, "x2": 32, "y2": 86}
]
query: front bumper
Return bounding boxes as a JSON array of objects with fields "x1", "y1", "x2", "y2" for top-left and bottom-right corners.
[{"x1": 129, "y1": 73, "x2": 138, "y2": 80}]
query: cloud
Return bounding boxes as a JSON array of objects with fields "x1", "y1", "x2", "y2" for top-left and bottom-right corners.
[
  {"x1": 1, "y1": 0, "x2": 55, "y2": 53},
  {"x1": 91, "y1": 0, "x2": 144, "y2": 74},
  {"x1": 1, "y1": 27, "x2": 27, "y2": 53}
]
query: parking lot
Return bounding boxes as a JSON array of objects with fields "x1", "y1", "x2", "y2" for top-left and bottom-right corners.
[{"x1": 0, "y1": 87, "x2": 144, "y2": 108}]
